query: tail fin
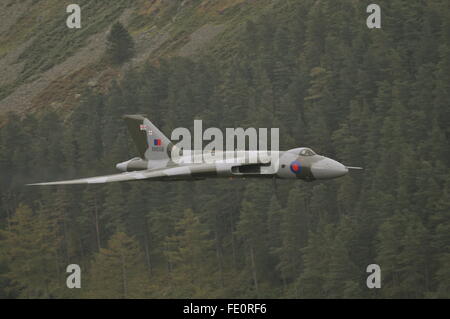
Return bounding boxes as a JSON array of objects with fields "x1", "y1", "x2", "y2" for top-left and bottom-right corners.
[{"x1": 123, "y1": 115, "x2": 173, "y2": 161}]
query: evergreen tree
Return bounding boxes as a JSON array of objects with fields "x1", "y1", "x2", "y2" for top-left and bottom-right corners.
[
  {"x1": 0, "y1": 204, "x2": 62, "y2": 298},
  {"x1": 274, "y1": 185, "x2": 309, "y2": 296},
  {"x1": 165, "y1": 209, "x2": 217, "y2": 298},
  {"x1": 84, "y1": 232, "x2": 149, "y2": 298},
  {"x1": 297, "y1": 223, "x2": 333, "y2": 298},
  {"x1": 106, "y1": 22, "x2": 135, "y2": 65}
]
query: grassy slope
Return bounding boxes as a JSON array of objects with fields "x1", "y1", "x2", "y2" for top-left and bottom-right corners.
[{"x1": 0, "y1": 0, "x2": 275, "y2": 121}]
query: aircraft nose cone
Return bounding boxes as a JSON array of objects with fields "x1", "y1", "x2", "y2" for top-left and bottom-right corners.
[{"x1": 311, "y1": 158, "x2": 348, "y2": 179}]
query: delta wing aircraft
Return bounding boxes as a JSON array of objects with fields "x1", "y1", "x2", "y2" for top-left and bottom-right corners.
[{"x1": 28, "y1": 115, "x2": 362, "y2": 186}]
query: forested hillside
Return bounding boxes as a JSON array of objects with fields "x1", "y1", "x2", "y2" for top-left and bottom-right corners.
[{"x1": 1, "y1": 0, "x2": 449, "y2": 298}]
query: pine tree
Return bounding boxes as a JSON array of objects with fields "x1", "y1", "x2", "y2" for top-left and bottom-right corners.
[
  {"x1": 0, "y1": 204, "x2": 62, "y2": 298},
  {"x1": 397, "y1": 217, "x2": 430, "y2": 298},
  {"x1": 273, "y1": 184, "x2": 309, "y2": 297},
  {"x1": 430, "y1": 177, "x2": 450, "y2": 297},
  {"x1": 297, "y1": 223, "x2": 333, "y2": 298},
  {"x1": 235, "y1": 181, "x2": 272, "y2": 297},
  {"x1": 165, "y1": 209, "x2": 217, "y2": 298},
  {"x1": 84, "y1": 232, "x2": 149, "y2": 298},
  {"x1": 324, "y1": 218, "x2": 361, "y2": 298},
  {"x1": 106, "y1": 22, "x2": 135, "y2": 65}
]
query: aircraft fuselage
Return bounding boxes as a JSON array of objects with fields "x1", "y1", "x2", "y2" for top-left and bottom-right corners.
[{"x1": 115, "y1": 148, "x2": 349, "y2": 181}]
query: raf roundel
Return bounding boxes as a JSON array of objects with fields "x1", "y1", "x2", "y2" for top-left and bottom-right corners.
[{"x1": 290, "y1": 161, "x2": 302, "y2": 174}]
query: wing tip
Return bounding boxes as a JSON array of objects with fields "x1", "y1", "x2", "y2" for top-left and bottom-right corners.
[{"x1": 26, "y1": 182, "x2": 60, "y2": 186}]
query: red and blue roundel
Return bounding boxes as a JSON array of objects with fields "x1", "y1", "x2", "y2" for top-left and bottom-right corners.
[{"x1": 290, "y1": 161, "x2": 302, "y2": 174}]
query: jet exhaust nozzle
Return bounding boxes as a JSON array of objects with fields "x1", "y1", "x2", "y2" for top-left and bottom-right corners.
[{"x1": 116, "y1": 157, "x2": 147, "y2": 172}]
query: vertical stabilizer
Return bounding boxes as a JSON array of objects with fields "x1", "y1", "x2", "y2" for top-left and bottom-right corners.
[{"x1": 123, "y1": 115, "x2": 173, "y2": 161}]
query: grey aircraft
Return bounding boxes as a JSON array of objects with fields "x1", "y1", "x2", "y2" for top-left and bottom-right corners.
[{"x1": 28, "y1": 115, "x2": 362, "y2": 186}]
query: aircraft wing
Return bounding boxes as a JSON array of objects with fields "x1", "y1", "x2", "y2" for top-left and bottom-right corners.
[
  {"x1": 27, "y1": 170, "x2": 165, "y2": 185},
  {"x1": 27, "y1": 162, "x2": 262, "y2": 186}
]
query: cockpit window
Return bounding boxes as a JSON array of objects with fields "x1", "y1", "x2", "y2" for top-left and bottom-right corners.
[{"x1": 299, "y1": 148, "x2": 316, "y2": 156}]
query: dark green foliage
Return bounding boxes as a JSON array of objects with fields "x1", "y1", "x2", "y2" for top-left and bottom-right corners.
[
  {"x1": 0, "y1": 0, "x2": 449, "y2": 298},
  {"x1": 106, "y1": 22, "x2": 135, "y2": 65},
  {"x1": 83, "y1": 231, "x2": 150, "y2": 298}
]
